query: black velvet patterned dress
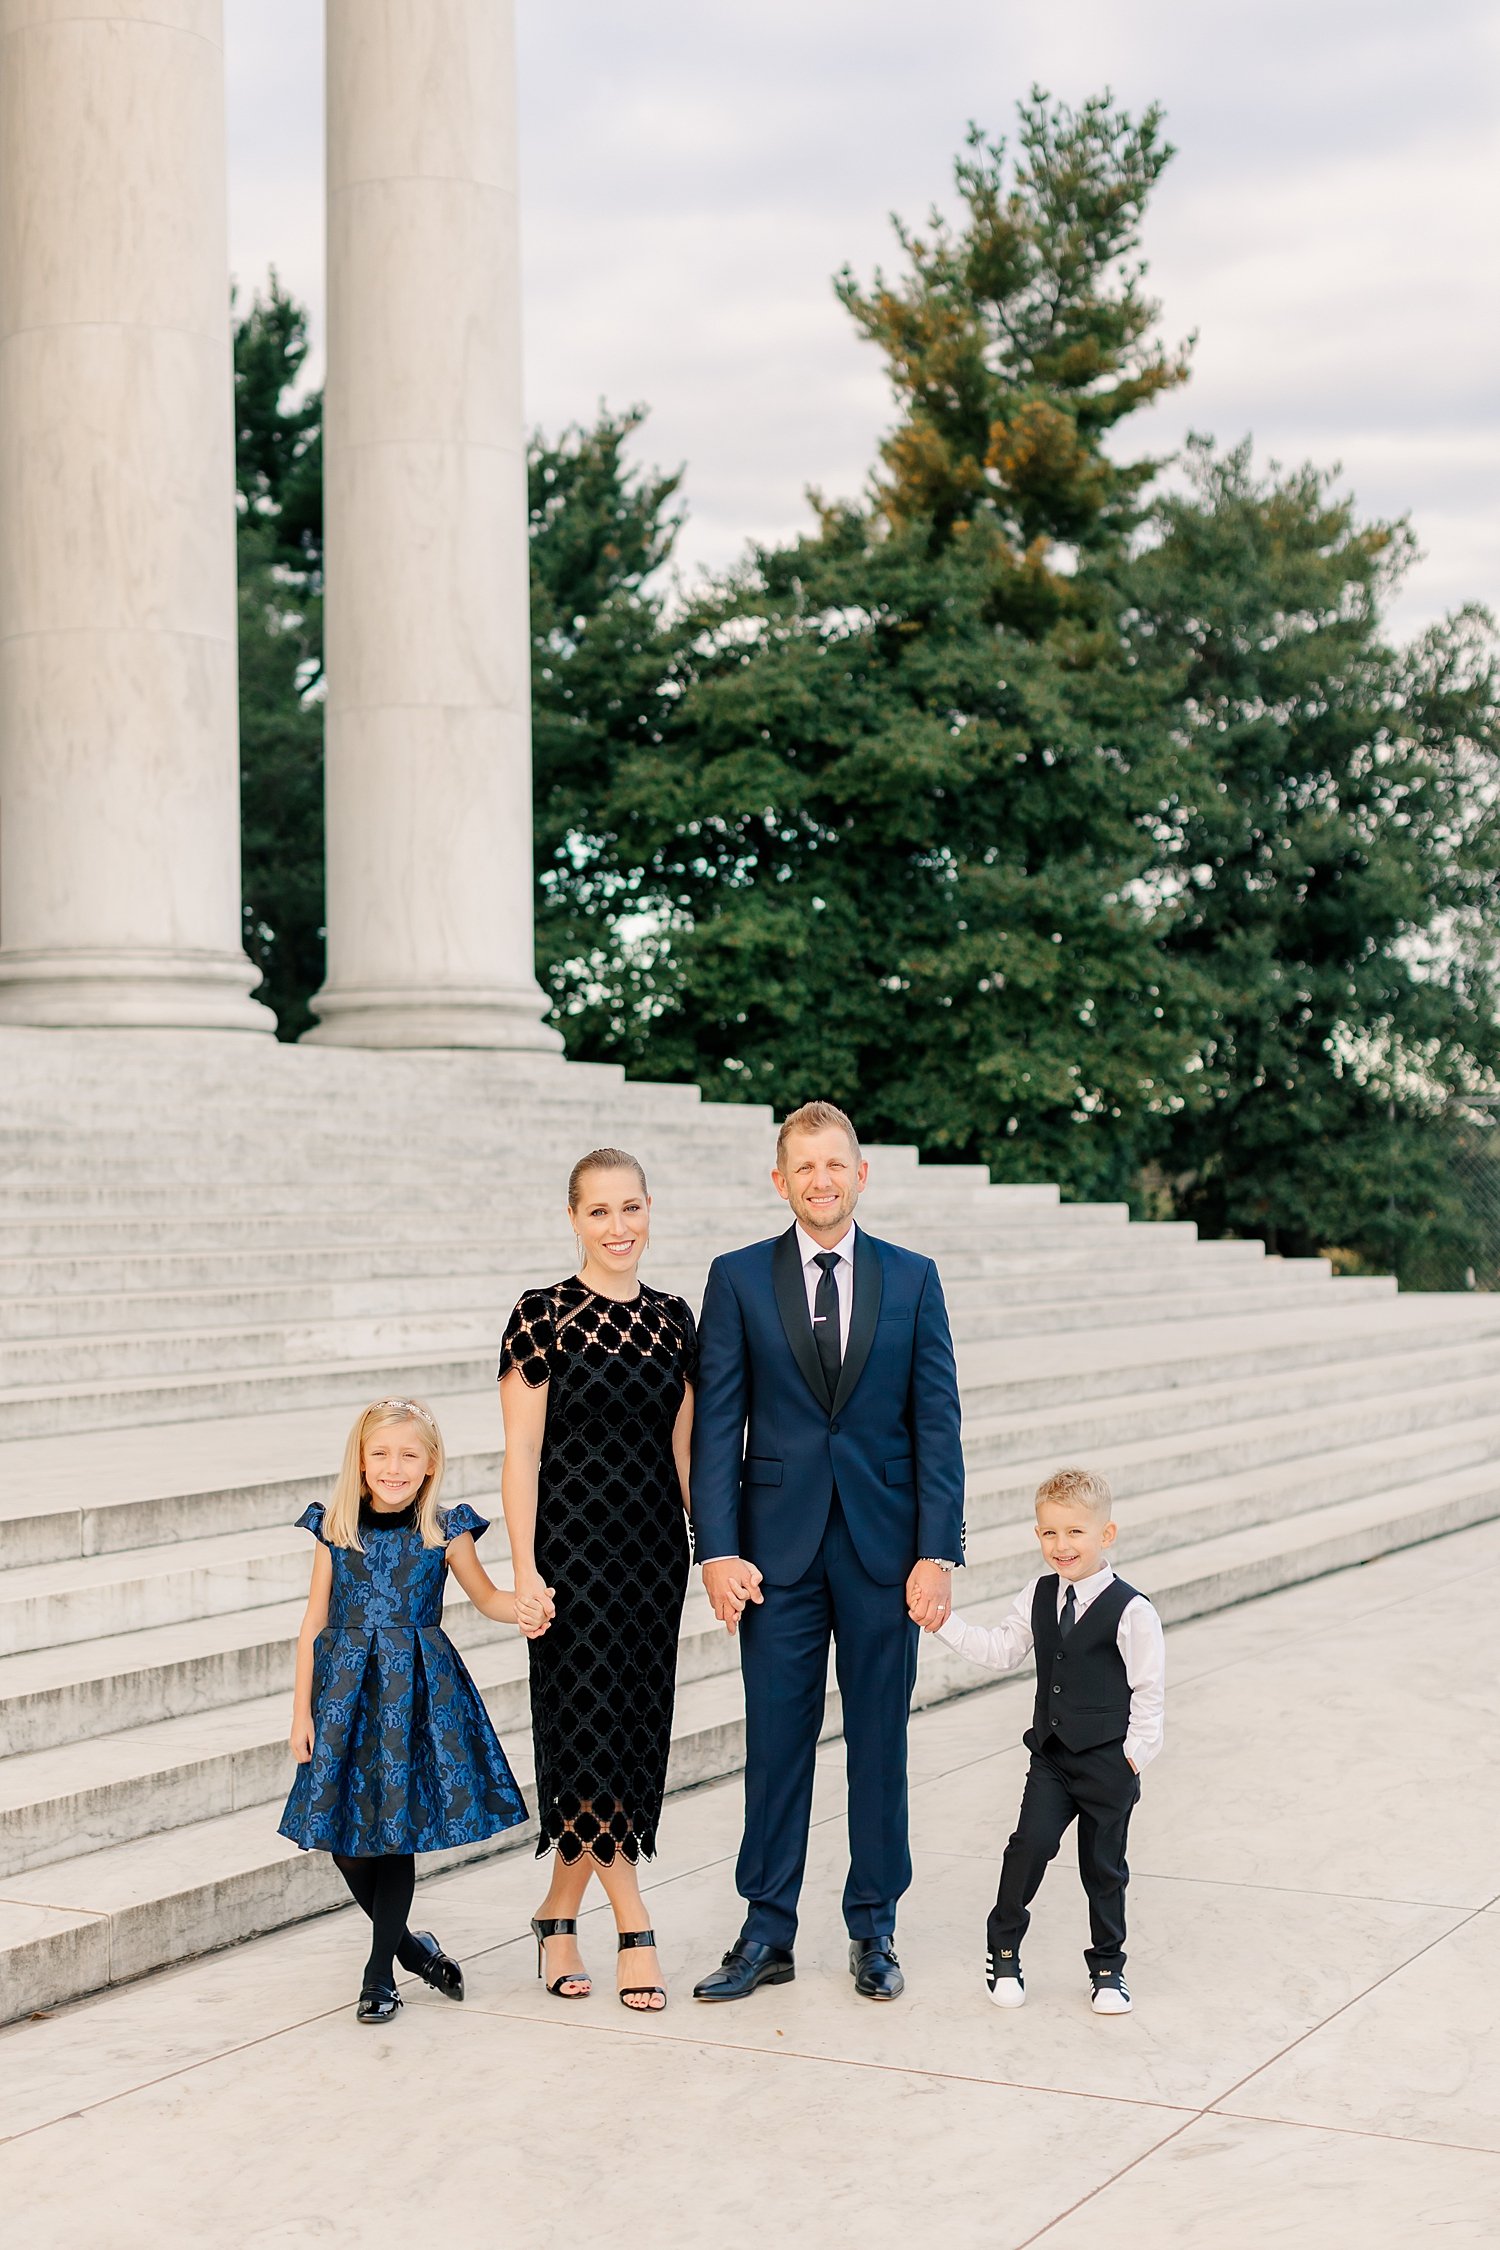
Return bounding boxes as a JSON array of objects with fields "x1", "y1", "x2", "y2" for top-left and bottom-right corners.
[{"x1": 499, "y1": 1278, "x2": 696, "y2": 1865}]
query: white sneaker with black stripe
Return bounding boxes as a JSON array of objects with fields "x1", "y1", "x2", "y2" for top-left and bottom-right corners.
[
  {"x1": 1090, "y1": 1973, "x2": 1131, "y2": 2016},
  {"x1": 987, "y1": 1947, "x2": 1025, "y2": 2008}
]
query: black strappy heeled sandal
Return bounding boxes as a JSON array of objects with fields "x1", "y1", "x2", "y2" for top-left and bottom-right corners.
[
  {"x1": 530, "y1": 1915, "x2": 591, "y2": 1998},
  {"x1": 617, "y1": 1927, "x2": 666, "y2": 2012}
]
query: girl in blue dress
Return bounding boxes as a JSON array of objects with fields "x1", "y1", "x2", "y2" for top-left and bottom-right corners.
[{"x1": 281, "y1": 1396, "x2": 551, "y2": 2022}]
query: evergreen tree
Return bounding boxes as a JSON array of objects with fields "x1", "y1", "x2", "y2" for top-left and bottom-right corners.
[
  {"x1": 552, "y1": 94, "x2": 1206, "y2": 1199},
  {"x1": 528, "y1": 409, "x2": 684, "y2": 1010},
  {"x1": 233, "y1": 277, "x2": 325, "y2": 1038},
  {"x1": 1136, "y1": 439, "x2": 1500, "y2": 1276}
]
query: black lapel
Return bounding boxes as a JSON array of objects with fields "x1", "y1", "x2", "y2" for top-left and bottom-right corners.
[
  {"x1": 772, "y1": 1226, "x2": 831, "y2": 1407},
  {"x1": 831, "y1": 1229, "x2": 883, "y2": 1415}
]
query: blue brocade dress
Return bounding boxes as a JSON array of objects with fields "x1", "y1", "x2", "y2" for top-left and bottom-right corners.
[{"x1": 278, "y1": 1500, "x2": 527, "y2": 1857}]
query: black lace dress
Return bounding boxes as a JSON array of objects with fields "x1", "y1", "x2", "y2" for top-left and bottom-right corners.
[{"x1": 499, "y1": 1278, "x2": 696, "y2": 1865}]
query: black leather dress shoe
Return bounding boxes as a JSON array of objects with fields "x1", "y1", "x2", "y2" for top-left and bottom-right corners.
[
  {"x1": 356, "y1": 1983, "x2": 402, "y2": 2024},
  {"x1": 849, "y1": 1938, "x2": 904, "y2": 2000},
  {"x1": 692, "y1": 1940, "x2": 795, "y2": 2002},
  {"x1": 408, "y1": 1930, "x2": 464, "y2": 2002}
]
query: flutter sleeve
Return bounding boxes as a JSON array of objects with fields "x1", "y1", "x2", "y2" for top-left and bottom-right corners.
[
  {"x1": 499, "y1": 1289, "x2": 554, "y2": 1387},
  {"x1": 295, "y1": 1502, "x2": 328, "y2": 1544},
  {"x1": 441, "y1": 1503, "x2": 490, "y2": 1545}
]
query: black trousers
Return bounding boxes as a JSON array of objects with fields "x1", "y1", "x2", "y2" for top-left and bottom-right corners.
[
  {"x1": 736, "y1": 1494, "x2": 919, "y2": 1950},
  {"x1": 988, "y1": 1732, "x2": 1139, "y2": 1976}
]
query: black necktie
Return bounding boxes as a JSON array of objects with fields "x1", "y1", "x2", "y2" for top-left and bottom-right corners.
[
  {"x1": 812, "y1": 1250, "x2": 843, "y2": 1399},
  {"x1": 1059, "y1": 1584, "x2": 1077, "y2": 1639}
]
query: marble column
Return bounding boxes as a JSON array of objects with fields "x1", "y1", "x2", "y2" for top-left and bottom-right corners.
[
  {"x1": 308, "y1": 0, "x2": 560, "y2": 1049},
  {"x1": 0, "y1": 1, "x2": 274, "y2": 1032}
]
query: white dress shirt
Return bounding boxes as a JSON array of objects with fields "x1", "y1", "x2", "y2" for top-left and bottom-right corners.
[
  {"x1": 695, "y1": 1221, "x2": 860, "y2": 1569},
  {"x1": 796, "y1": 1218, "x2": 855, "y2": 1357},
  {"x1": 938, "y1": 1563, "x2": 1166, "y2": 1771}
]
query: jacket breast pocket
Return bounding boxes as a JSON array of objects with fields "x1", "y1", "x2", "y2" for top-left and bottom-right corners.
[
  {"x1": 883, "y1": 1456, "x2": 915, "y2": 1486},
  {"x1": 742, "y1": 1457, "x2": 784, "y2": 1486}
]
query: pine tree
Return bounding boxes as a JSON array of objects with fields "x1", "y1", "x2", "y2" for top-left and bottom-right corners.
[
  {"x1": 556, "y1": 94, "x2": 1207, "y2": 1199},
  {"x1": 1136, "y1": 439, "x2": 1500, "y2": 1276},
  {"x1": 233, "y1": 277, "x2": 325, "y2": 1038}
]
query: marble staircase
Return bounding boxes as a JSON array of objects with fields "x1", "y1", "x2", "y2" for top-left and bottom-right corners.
[{"x1": 3, "y1": 1028, "x2": 1498, "y2": 2023}]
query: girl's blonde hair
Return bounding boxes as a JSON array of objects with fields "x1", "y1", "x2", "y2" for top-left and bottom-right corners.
[{"x1": 324, "y1": 1398, "x2": 447, "y2": 1551}]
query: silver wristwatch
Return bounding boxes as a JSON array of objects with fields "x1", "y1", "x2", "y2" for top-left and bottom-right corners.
[{"x1": 920, "y1": 1558, "x2": 957, "y2": 1571}]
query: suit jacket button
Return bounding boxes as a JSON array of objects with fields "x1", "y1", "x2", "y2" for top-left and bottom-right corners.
[{"x1": 829, "y1": 1419, "x2": 840, "y2": 1434}]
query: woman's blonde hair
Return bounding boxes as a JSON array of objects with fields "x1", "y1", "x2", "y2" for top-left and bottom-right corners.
[
  {"x1": 567, "y1": 1146, "x2": 647, "y2": 1208},
  {"x1": 324, "y1": 1398, "x2": 447, "y2": 1551}
]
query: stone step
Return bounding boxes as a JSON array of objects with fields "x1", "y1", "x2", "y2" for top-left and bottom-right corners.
[
  {"x1": 7, "y1": 1411, "x2": 1486, "y2": 1874},
  {"x1": 964, "y1": 1330, "x2": 1500, "y2": 1466},
  {"x1": 0, "y1": 1225, "x2": 1240, "y2": 1317},
  {"x1": 953, "y1": 1294, "x2": 1500, "y2": 1419},
  {"x1": 4, "y1": 1297, "x2": 1493, "y2": 1569},
  {"x1": 0, "y1": 1582, "x2": 509, "y2": 1759},
  {"x1": 0, "y1": 1187, "x2": 1127, "y2": 1245},
  {"x1": 8, "y1": 1374, "x2": 1496, "y2": 1660},
  {"x1": 5, "y1": 1455, "x2": 1494, "y2": 2023},
  {"x1": 959, "y1": 1421, "x2": 1500, "y2": 1585},
  {"x1": 0, "y1": 1169, "x2": 1044, "y2": 1217},
  {"x1": 0, "y1": 1236, "x2": 1289, "y2": 1347},
  {"x1": 0, "y1": 1272, "x2": 1373, "y2": 1433},
  {"x1": 6, "y1": 1384, "x2": 1491, "y2": 1774},
  {"x1": 0, "y1": 1582, "x2": 736, "y2": 1878}
]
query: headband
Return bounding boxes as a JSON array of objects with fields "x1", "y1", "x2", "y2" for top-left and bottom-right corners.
[{"x1": 370, "y1": 1397, "x2": 438, "y2": 1431}]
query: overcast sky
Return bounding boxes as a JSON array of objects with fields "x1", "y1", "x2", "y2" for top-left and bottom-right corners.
[{"x1": 226, "y1": 1, "x2": 1498, "y2": 634}]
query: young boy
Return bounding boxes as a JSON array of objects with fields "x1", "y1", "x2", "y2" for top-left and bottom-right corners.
[{"x1": 938, "y1": 1467, "x2": 1165, "y2": 2015}]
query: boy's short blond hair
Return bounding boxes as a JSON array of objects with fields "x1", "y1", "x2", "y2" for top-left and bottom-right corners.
[{"x1": 1035, "y1": 1467, "x2": 1114, "y2": 1519}]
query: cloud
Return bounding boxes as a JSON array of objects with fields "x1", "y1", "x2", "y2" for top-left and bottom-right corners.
[{"x1": 224, "y1": 0, "x2": 1499, "y2": 632}]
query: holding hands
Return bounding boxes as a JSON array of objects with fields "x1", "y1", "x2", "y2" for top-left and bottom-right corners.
[
  {"x1": 906, "y1": 1559, "x2": 953, "y2": 1633},
  {"x1": 514, "y1": 1579, "x2": 556, "y2": 1640},
  {"x1": 701, "y1": 1556, "x2": 765, "y2": 1636}
]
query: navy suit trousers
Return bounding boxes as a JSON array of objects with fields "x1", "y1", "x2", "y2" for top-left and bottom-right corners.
[{"x1": 736, "y1": 1494, "x2": 920, "y2": 1949}]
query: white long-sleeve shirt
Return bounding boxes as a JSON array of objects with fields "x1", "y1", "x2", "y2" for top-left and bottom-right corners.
[{"x1": 938, "y1": 1563, "x2": 1166, "y2": 1772}]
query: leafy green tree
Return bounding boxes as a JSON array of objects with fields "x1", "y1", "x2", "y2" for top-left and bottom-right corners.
[
  {"x1": 1136, "y1": 438, "x2": 1500, "y2": 1275},
  {"x1": 528, "y1": 408, "x2": 684, "y2": 1003},
  {"x1": 550, "y1": 94, "x2": 1207, "y2": 1200},
  {"x1": 233, "y1": 276, "x2": 325, "y2": 1038}
]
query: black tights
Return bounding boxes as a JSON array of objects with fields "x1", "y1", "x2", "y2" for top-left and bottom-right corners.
[{"x1": 332, "y1": 1852, "x2": 418, "y2": 1990}]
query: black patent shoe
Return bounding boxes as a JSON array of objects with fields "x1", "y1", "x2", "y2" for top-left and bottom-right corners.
[
  {"x1": 356, "y1": 1983, "x2": 402, "y2": 2025},
  {"x1": 408, "y1": 1930, "x2": 464, "y2": 2002},
  {"x1": 849, "y1": 1937, "x2": 904, "y2": 2001},
  {"x1": 692, "y1": 1940, "x2": 795, "y2": 2002}
]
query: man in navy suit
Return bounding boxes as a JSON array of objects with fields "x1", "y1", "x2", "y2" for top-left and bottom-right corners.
[{"x1": 690, "y1": 1102, "x2": 965, "y2": 2002}]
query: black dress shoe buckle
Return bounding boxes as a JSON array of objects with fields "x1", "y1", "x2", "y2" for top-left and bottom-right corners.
[
  {"x1": 692, "y1": 1940, "x2": 796, "y2": 2002},
  {"x1": 849, "y1": 1939, "x2": 905, "y2": 2001}
]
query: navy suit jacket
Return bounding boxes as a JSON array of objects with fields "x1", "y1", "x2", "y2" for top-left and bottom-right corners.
[{"x1": 689, "y1": 1225, "x2": 965, "y2": 1588}]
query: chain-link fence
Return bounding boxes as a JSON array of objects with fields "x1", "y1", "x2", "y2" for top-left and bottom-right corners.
[{"x1": 1397, "y1": 1097, "x2": 1500, "y2": 1293}]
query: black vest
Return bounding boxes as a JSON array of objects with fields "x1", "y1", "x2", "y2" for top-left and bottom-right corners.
[{"x1": 1030, "y1": 1574, "x2": 1138, "y2": 1752}]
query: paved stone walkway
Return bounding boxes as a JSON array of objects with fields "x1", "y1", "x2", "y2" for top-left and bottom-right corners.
[{"x1": 2, "y1": 1522, "x2": 1496, "y2": 2248}]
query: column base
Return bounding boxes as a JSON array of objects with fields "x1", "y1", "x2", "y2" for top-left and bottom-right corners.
[
  {"x1": 0, "y1": 949, "x2": 276, "y2": 1033},
  {"x1": 302, "y1": 980, "x2": 565, "y2": 1051}
]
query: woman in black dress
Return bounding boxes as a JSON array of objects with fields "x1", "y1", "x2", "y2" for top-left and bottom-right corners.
[{"x1": 499, "y1": 1147, "x2": 695, "y2": 2011}]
